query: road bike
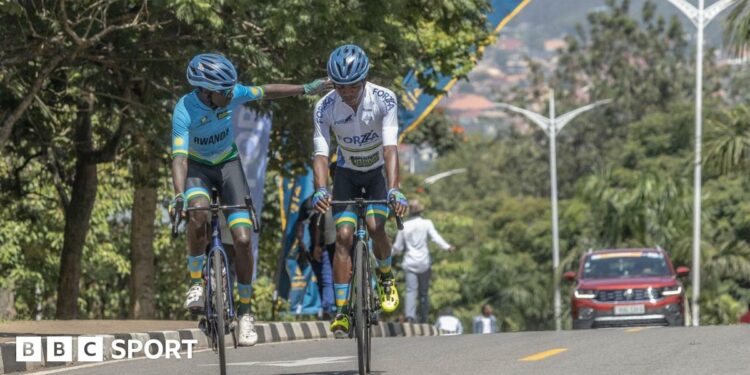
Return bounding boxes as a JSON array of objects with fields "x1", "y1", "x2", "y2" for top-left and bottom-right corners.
[
  {"x1": 171, "y1": 188, "x2": 259, "y2": 375},
  {"x1": 323, "y1": 198, "x2": 403, "y2": 375}
]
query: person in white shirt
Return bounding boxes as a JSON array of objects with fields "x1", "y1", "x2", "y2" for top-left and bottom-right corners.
[
  {"x1": 472, "y1": 304, "x2": 499, "y2": 334},
  {"x1": 392, "y1": 199, "x2": 455, "y2": 323},
  {"x1": 435, "y1": 308, "x2": 463, "y2": 335}
]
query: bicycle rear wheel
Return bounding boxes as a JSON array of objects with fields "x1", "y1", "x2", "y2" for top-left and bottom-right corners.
[
  {"x1": 354, "y1": 240, "x2": 368, "y2": 375},
  {"x1": 212, "y1": 251, "x2": 227, "y2": 375}
]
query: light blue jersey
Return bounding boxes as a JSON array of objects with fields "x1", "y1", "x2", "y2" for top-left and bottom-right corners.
[{"x1": 171, "y1": 84, "x2": 264, "y2": 165}]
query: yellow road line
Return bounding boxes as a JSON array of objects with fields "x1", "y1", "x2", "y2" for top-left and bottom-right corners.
[
  {"x1": 625, "y1": 327, "x2": 647, "y2": 333},
  {"x1": 519, "y1": 348, "x2": 568, "y2": 362}
]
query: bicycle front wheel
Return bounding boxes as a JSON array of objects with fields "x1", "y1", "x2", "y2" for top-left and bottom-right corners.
[
  {"x1": 212, "y1": 251, "x2": 227, "y2": 375},
  {"x1": 354, "y1": 240, "x2": 368, "y2": 375},
  {"x1": 364, "y1": 244, "x2": 373, "y2": 372}
]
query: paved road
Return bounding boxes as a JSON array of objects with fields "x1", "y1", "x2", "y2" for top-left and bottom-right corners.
[{"x1": 28, "y1": 325, "x2": 750, "y2": 375}]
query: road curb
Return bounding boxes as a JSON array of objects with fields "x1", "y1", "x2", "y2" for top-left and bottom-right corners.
[{"x1": 0, "y1": 321, "x2": 435, "y2": 373}]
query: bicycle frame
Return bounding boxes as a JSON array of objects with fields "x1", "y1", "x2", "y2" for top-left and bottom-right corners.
[
  {"x1": 205, "y1": 213, "x2": 236, "y2": 323},
  {"x1": 324, "y1": 198, "x2": 403, "y2": 305},
  {"x1": 347, "y1": 203, "x2": 374, "y2": 308}
]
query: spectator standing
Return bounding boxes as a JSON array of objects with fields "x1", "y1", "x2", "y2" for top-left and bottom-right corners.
[
  {"x1": 435, "y1": 308, "x2": 463, "y2": 335},
  {"x1": 472, "y1": 304, "x2": 498, "y2": 334},
  {"x1": 392, "y1": 199, "x2": 455, "y2": 323}
]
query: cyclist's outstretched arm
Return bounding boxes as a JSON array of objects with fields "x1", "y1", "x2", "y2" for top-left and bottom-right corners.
[{"x1": 262, "y1": 78, "x2": 331, "y2": 100}]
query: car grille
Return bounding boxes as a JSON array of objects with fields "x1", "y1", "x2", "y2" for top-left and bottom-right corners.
[{"x1": 595, "y1": 288, "x2": 661, "y2": 302}]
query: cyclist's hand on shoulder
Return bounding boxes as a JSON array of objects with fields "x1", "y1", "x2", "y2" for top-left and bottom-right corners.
[
  {"x1": 387, "y1": 188, "x2": 407, "y2": 217},
  {"x1": 312, "y1": 187, "x2": 331, "y2": 214},
  {"x1": 303, "y1": 77, "x2": 332, "y2": 96}
]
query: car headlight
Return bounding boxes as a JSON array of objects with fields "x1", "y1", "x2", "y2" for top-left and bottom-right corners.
[
  {"x1": 574, "y1": 289, "x2": 596, "y2": 299},
  {"x1": 661, "y1": 285, "x2": 682, "y2": 296},
  {"x1": 579, "y1": 307, "x2": 594, "y2": 319}
]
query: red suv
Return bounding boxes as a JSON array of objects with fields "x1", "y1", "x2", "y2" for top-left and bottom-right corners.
[{"x1": 564, "y1": 248, "x2": 689, "y2": 329}]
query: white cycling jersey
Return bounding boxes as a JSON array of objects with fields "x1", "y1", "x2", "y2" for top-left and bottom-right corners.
[{"x1": 313, "y1": 82, "x2": 399, "y2": 172}]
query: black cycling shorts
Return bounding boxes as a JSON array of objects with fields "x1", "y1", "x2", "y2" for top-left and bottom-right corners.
[
  {"x1": 185, "y1": 158, "x2": 252, "y2": 230},
  {"x1": 331, "y1": 166, "x2": 389, "y2": 228}
]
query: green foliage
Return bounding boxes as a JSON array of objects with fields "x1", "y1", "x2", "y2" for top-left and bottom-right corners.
[
  {"x1": 399, "y1": 0, "x2": 750, "y2": 329},
  {"x1": 1, "y1": 0, "x2": 491, "y2": 320},
  {"x1": 725, "y1": 0, "x2": 750, "y2": 56},
  {"x1": 704, "y1": 105, "x2": 750, "y2": 174},
  {"x1": 401, "y1": 109, "x2": 466, "y2": 156},
  {"x1": 2, "y1": 0, "x2": 748, "y2": 328}
]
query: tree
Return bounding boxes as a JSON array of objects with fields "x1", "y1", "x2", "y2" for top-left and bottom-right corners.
[
  {"x1": 401, "y1": 109, "x2": 466, "y2": 156},
  {"x1": 0, "y1": 0, "x2": 493, "y2": 319},
  {"x1": 400, "y1": 0, "x2": 750, "y2": 328},
  {"x1": 725, "y1": 0, "x2": 750, "y2": 55},
  {"x1": 704, "y1": 105, "x2": 750, "y2": 175}
]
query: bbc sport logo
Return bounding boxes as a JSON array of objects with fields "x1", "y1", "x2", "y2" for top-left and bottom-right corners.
[{"x1": 16, "y1": 336, "x2": 198, "y2": 362}]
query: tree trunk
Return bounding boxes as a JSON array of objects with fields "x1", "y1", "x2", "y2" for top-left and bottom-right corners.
[
  {"x1": 55, "y1": 158, "x2": 97, "y2": 319},
  {"x1": 129, "y1": 145, "x2": 159, "y2": 319}
]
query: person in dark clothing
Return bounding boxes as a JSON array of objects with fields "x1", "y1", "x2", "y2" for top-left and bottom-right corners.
[
  {"x1": 293, "y1": 161, "x2": 339, "y2": 318},
  {"x1": 296, "y1": 196, "x2": 336, "y2": 318}
]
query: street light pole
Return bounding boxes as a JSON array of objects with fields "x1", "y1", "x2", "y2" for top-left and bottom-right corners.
[
  {"x1": 548, "y1": 92, "x2": 561, "y2": 333},
  {"x1": 423, "y1": 168, "x2": 468, "y2": 185},
  {"x1": 666, "y1": 0, "x2": 737, "y2": 327},
  {"x1": 495, "y1": 90, "x2": 611, "y2": 331}
]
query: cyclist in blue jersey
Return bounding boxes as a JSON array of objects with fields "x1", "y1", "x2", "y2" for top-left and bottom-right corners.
[
  {"x1": 311, "y1": 44, "x2": 408, "y2": 338},
  {"x1": 170, "y1": 53, "x2": 329, "y2": 347}
]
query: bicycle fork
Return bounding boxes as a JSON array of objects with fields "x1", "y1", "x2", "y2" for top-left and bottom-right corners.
[{"x1": 200, "y1": 218, "x2": 236, "y2": 337}]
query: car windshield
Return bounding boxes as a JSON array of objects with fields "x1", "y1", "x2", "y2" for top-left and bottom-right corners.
[{"x1": 582, "y1": 252, "x2": 671, "y2": 279}]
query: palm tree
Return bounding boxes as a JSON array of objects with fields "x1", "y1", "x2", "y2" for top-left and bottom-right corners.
[
  {"x1": 726, "y1": 0, "x2": 750, "y2": 56},
  {"x1": 580, "y1": 167, "x2": 691, "y2": 253},
  {"x1": 704, "y1": 105, "x2": 750, "y2": 175}
]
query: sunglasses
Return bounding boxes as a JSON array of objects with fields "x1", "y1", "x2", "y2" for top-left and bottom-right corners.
[{"x1": 204, "y1": 88, "x2": 232, "y2": 97}]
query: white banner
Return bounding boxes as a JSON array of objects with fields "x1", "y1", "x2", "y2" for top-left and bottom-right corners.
[{"x1": 231, "y1": 105, "x2": 272, "y2": 281}]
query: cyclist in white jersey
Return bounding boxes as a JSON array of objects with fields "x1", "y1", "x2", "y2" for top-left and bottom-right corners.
[{"x1": 311, "y1": 44, "x2": 408, "y2": 337}]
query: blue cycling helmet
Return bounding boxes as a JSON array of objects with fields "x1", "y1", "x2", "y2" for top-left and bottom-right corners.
[
  {"x1": 186, "y1": 53, "x2": 237, "y2": 91},
  {"x1": 327, "y1": 44, "x2": 369, "y2": 85}
]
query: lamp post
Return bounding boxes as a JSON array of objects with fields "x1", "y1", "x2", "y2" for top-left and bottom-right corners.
[
  {"x1": 666, "y1": 0, "x2": 738, "y2": 327},
  {"x1": 424, "y1": 168, "x2": 468, "y2": 185},
  {"x1": 495, "y1": 90, "x2": 611, "y2": 331}
]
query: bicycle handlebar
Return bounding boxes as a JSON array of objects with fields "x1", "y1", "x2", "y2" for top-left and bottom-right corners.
[
  {"x1": 317, "y1": 198, "x2": 404, "y2": 230},
  {"x1": 170, "y1": 196, "x2": 260, "y2": 238}
]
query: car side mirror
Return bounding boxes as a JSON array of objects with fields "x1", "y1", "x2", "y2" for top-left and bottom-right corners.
[
  {"x1": 676, "y1": 266, "x2": 690, "y2": 277},
  {"x1": 563, "y1": 271, "x2": 576, "y2": 281}
]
